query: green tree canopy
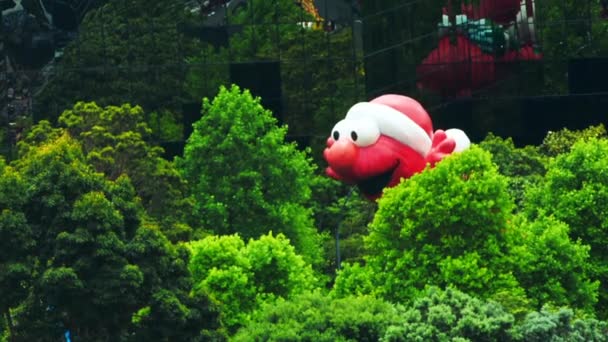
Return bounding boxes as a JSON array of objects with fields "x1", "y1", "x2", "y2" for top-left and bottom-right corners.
[
  {"x1": 383, "y1": 287, "x2": 515, "y2": 342},
  {"x1": 18, "y1": 102, "x2": 193, "y2": 242},
  {"x1": 184, "y1": 0, "x2": 365, "y2": 162},
  {"x1": 525, "y1": 137, "x2": 608, "y2": 318},
  {"x1": 363, "y1": 146, "x2": 523, "y2": 304},
  {"x1": 188, "y1": 233, "x2": 318, "y2": 332},
  {"x1": 4, "y1": 135, "x2": 222, "y2": 340},
  {"x1": 177, "y1": 85, "x2": 322, "y2": 264},
  {"x1": 513, "y1": 307, "x2": 608, "y2": 341},
  {"x1": 478, "y1": 133, "x2": 546, "y2": 208},
  {"x1": 538, "y1": 124, "x2": 607, "y2": 157},
  {"x1": 508, "y1": 215, "x2": 598, "y2": 313},
  {"x1": 0, "y1": 157, "x2": 34, "y2": 336},
  {"x1": 34, "y1": 0, "x2": 199, "y2": 130},
  {"x1": 233, "y1": 291, "x2": 405, "y2": 342}
]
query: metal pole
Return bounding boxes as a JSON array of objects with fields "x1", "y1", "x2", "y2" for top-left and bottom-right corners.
[{"x1": 336, "y1": 187, "x2": 354, "y2": 270}]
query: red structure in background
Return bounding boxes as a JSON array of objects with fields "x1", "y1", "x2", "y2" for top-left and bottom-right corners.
[
  {"x1": 417, "y1": 35, "x2": 496, "y2": 97},
  {"x1": 417, "y1": 0, "x2": 541, "y2": 97},
  {"x1": 461, "y1": 0, "x2": 523, "y2": 24}
]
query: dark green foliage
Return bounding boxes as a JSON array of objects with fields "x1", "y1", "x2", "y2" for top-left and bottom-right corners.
[
  {"x1": 525, "y1": 138, "x2": 608, "y2": 318},
  {"x1": 177, "y1": 85, "x2": 322, "y2": 264},
  {"x1": 383, "y1": 287, "x2": 515, "y2": 342},
  {"x1": 233, "y1": 292, "x2": 405, "y2": 341},
  {"x1": 513, "y1": 307, "x2": 608, "y2": 342},
  {"x1": 0, "y1": 160, "x2": 34, "y2": 321},
  {"x1": 536, "y1": 1, "x2": 608, "y2": 93},
  {"x1": 277, "y1": 27, "x2": 365, "y2": 160},
  {"x1": 185, "y1": 0, "x2": 365, "y2": 162},
  {"x1": 478, "y1": 134, "x2": 546, "y2": 207},
  {"x1": 538, "y1": 125, "x2": 607, "y2": 157},
  {"x1": 227, "y1": 0, "x2": 312, "y2": 58},
  {"x1": 311, "y1": 177, "x2": 376, "y2": 274},
  {"x1": 34, "y1": 0, "x2": 199, "y2": 137},
  {"x1": 4, "y1": 136, "x2": 222, "y2": 341},
  {"x1": 19, "y1": 102, "x2": 193, "y2": 242},
  {"x1": 147, "y1": 110, "x2": 184, "y2": 142}
]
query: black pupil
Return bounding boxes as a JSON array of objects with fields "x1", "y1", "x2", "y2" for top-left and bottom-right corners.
[
  {"x1": 333, "y1": 131, "x2": 340, "y2": 140},
  {"x1": 351, "y1": 131, "x2": 358, "y2": 141}
]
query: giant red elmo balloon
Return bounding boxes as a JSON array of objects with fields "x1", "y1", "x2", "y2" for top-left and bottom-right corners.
[{"x1": 323, "y1": 95, "x2": 470, "y2": 200}]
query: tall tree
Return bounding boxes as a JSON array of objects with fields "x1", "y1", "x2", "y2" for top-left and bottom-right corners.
[
  {"x1": 525, "y1": 137, "x2": 608, "y2": 318},
  {"x1": 383, "y1": 287, "x2": 515, "y2": 341},
  {"x1": 337, "y1": 146, "x2": 598, "y2": 318},
  {"x1": 189, "y1": 233, "x2": 318, "y2": 332},
  {"x1": 5, "y1": 135, "x2": 222, "y2": 340},
  {"x1": 233, "y1": 291, "x2": 405, "y2": 341},
  {"x1": 364, "y1": 146, "x2": 523, "y2": 304},
  {"x1": 185, "y1": 0, "x2": 365, "y2": 160},
  {"x1": 19, "y1": 102, "x2": 194, "y2": 242},
  {"x1": 34, "y1": 0, "x2": 199, "y2": 137},
  {"x1": 0, "y1": 158, "x2": 34, "y2": 337},
  {"x1": 478, "y1": 133, "x2": 546, "y2": 208},
  {"x1": 177, "y1": 85, "x2": 323, "y2": 265}
]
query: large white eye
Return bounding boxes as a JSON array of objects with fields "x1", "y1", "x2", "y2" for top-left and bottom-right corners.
[
  {"x1": 348, "y1": 118, "x2": 380, "y2": 147},
  {"x1": 330, "y1": 120, "x2": 350, "y2": 142},
  {"x1": 330, "y1": 119, "x2": 380, "y2": 147}
]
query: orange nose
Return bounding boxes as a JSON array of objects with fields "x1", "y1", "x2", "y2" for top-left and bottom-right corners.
[{"x1": 324, "y1": 139, "x2": 358, "y2": 171}]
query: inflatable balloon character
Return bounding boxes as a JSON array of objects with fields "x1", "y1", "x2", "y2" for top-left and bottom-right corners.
[
  {"x1": 417, "y1": 0, "x2": 541, "y2": 96},
  {"x1": 323, "y1": 94, "x2": 470, "y2": 200}
]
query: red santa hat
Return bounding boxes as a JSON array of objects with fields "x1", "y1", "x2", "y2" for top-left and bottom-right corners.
[{"x1": 344, "y1": 95, "x2": 434, "y2": 156}]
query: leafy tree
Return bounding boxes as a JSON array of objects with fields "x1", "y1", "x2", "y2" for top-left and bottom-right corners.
[
  {"x1": 227, "y1": 0, "x2": 313, "y2": 58},
  {"x1": 363, "y1": 146, "x2": 524, "y2": 304},
  {"x1": 310, "y1": 177, "x2": 376, "y2": 274},
  {"x1": 188, "y1": 233, "x2": 318, "y2": 332},
  {"x1": 276, "y1": 27, "x2": 365, "y2": 159},
  {"x1": 0, "y1": 158, "x2": 34, "y2": 336},
  {"x1": 19, "y1": 102, "x2": 193, "y2": 242},
  {"x1": 538, "y1": 124, "x2": 607, "y2": 157},
  {"x1": 525, "y1": 138, "x2": 608, "y2": 318},
  {"x1": 188, "y1": 234, "x2": 255, "y2": 331},
  {"x1": 185, "y1": 0, "x2": 368, "y2": 272},
  {"x1": 478, "y1": 133, "x2": 546, "y2": 207},
  {"x1": 127, "y1": 226, "x2": 226, "y2": 341},
  {"x1": 508, "y1": 215, "x2": 598, "y2": 313},
  {"x1": 382, "y1": 287, "x2": 515, "y2": 342},
  {"x1": 184, "y1": 45, "x2": 230, "y2": 102},
  {"x1": 34, "y1": 0, "x2": 199, "y2": 135},
  {"x1": 5, "y1": 135, "x2": 222, "y2": 340},
  {"x1": 331, "y1": 262, "x2": 376, "y2": 299},
  {"x1": 535, "y1": 1, "x2": 608, "y2": 93},
  {"x1": 177, "y1": 85, "x2": 322, "y2": 263},
  {"x1": 512, "y1": 307, "x2": 608, "y2": 342},
  {"x1": 233, "y1": 292, "x2": 405, "y2": 342}
]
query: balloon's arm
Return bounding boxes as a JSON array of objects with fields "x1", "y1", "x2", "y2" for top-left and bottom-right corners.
[{"x1": 426, "y1": 129, "x2": 456, "y2": 166}]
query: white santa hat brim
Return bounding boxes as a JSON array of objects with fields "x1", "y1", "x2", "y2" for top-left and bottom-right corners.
[{"x1": 345, "y1": 102, "x2": 432, "y2": 156}]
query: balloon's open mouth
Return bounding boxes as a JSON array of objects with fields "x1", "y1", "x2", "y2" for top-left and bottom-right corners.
[{"x1": 357, "y1": 162, "x2": 399, "y2": 198}]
